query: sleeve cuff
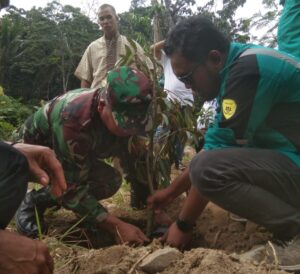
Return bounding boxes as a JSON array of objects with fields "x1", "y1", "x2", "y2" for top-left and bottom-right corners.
[{"x1": 95, "y1": 211, "x2": 108, "y2": 223}]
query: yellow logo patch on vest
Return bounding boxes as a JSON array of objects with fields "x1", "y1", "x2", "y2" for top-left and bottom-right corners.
[{"x1": 222, "y1": 99, "x2": 237, "y2": 120}]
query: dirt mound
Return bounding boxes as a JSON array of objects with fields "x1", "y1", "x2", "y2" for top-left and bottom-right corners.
[
  {"x1": 44, "y1": 183, "x2": 279, "y2": 273},
  {"x1": 44, "y1": 200, "x2": 284, "y2": 274},
  {"x1": 14, "y1": 146, "x2": 287, "y2": 274},
  {"x1": 161, "y1": 247, "x2": 284, "y2": 274},
  {"x1": 50, "y1": 243, "x2": 285, "y2": 274}
]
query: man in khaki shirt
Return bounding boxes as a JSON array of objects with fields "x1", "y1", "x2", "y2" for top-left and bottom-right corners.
[{"x1": 75, "y1": 4, "x2": 152, "y2": 88}]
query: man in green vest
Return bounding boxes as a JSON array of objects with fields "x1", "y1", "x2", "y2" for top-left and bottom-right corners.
[{"x1": 148, "y1": 16, "x2": 300, "y2": 271}]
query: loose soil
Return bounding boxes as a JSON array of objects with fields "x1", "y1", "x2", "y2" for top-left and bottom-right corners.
[{"x1": 11, "y1": 147, "x2": 288, "y2": 273}]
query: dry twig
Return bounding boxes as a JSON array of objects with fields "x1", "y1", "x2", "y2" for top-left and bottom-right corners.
[{"x1": 128, "y1": 249, "x2": 152, "y2": 274}]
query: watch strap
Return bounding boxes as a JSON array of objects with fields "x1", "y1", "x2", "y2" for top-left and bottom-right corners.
[{"x1": 176, "y1": 218, "x2": 195, "y2": 232}]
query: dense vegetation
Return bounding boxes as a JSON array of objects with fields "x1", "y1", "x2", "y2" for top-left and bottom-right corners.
[
  {"x1": 0, "y1": 94, "x2": 32, "y2": 139},
  {"x1": 0, "y1": 0, "x2": 280, "y2": 137},
  {"x1": 0, "y1": 2, "x2": 99, "y2": 100}
]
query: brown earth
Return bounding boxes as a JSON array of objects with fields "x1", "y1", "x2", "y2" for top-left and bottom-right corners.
[
  {"x1": 44, "y1": 199, "x2": 284, "y2": 274},
  {"x1": 11, "y1": 146, "x2": 288, "y2": 273}
]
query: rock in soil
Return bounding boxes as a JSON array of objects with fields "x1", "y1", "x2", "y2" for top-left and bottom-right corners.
[{"x1": 139, "y1": 247, "x2": 183, "y2": 273}]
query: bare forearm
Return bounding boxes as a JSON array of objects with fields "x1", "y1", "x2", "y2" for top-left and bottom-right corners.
[
  {"x1": 150, "y1": 40, "x2": 165, "y2": 60},
  {"x1": 98, "y1": 214, "x2": 149, "y2": 245},
  {"x1": 98, "y1": 214, "x2": 123, "y2": 233},
  {"x1": 178, "y1": 185, "x2": 209, "y2": 223},
  {"x1": 168, "y1": 167, "x2": 192, "y2": 198},
  {"x1": 80, "y1": 79, "x2": 91, "y2": 88},
  {"x1": 148, "y1": 167, "x2": 193, "y2": 211},
  {"x1": 7, "y1": 143, "x2": 66, "y2": 196},
  {"x1": 153, "y1": 40, "x2": 165, "y2": 50}
]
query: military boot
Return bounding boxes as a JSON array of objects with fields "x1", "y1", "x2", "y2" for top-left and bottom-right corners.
[
  {"x1": 16, "y1": 188, "x2": 59, "y2": 238},
  {"x1": 130, "y1": 182, "x2": 150, "y2": 210}
]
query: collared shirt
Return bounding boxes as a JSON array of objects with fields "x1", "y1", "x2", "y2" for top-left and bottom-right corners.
[
  {"x1": 75, "y1": 35, "x2": 153, "y2": 88},
  {"x1": 105, "y1": 32, "x2": 119, "y2": 71}
]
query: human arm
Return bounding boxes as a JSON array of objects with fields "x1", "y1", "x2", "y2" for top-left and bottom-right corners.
[
  {"x1": 18, "y1": 106, "x2": 67, "y2": 197},
  {"x1": 80, "y1": 79, "x2": 91, "y2": 88},
  {"x1": 150, "y1": 40, "x2": 165, "y2": 60},
  {"x1": 161, "y1": 185, "x2": 209, "y2": 249},
  {"x1": 132, "y1": 39, "x2": 154, "y2": 69},
  {"x1": 147, "y1": 167, "x2": 191, "y2": 210},
  {"x1": 0, "y1": 230, "x2": 53, "y2": 274},
  {"x1": 55, "y1": 125, "x2": 149, "y2": 245},
  {"x1": 13, "y1": 143, "x2": 66, "y2": 197},
  {"x1": 61, "y1": 183, "x2": 149, "y2": 245},
  {"x1": 99, "y1": 214, "x2": 149, "y2": 245},
  {"x1": 149, "y1": 151, "x2": 209, "y2": 249}
]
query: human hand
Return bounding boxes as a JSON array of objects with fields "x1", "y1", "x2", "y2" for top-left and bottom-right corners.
[
  {"x1": 0, "y1": 230, "x2": 54, "y2": 274},
  {"x1": 114, "y1": 221, "x2": 150, "y2": 246},
  {"x1": 147, "y1": 188, "x2": 174, "y2": 211},
  {"x1": 14, "y1": 143, "x2": 67, "y2": 197},
  {"x1": 160, "y1": 222, "x2": 192, "y2": 250},
  {"x1": 154, "y1": 210, "x2": 172, "y2": 226},
  {"x1": 130, "y1": 136, "x2": 148, "y2": 155}
]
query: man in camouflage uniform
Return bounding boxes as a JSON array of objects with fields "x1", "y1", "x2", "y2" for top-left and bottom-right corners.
[
  {"x1": 16, "y1": 66, "x2": 152, "y2": 245},
  {"x1": 74, "y1": 3, "x2": 153, "y2": 89}
]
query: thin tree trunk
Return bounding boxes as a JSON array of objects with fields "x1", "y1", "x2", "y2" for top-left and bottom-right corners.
[{"x1": 152, "y1": 0, "x2": 163, "y2": 42}]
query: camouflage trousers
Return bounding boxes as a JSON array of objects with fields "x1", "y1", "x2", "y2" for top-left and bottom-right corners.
[
  {"x1": 58, "y1": 159, "x2": 122, "y2": 223},
  {"x1": 44, "y1": 156, "x2": 147, "y2": 224},
  {"x1": 17, "y1": 112, "x2": 148, "y2": 224}
]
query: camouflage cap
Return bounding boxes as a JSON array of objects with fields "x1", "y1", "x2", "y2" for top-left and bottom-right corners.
[{"x1": 106, "y1": 66, "x2": 153, "y2": 133}]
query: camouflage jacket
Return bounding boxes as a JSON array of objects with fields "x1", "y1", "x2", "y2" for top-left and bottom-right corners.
[{"x1": 22, "y1": 88, "x2": 136, "y2": 223}]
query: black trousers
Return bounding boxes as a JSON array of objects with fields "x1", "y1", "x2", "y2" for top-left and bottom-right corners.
[
  {"x1": 189, "y1": 148, "x2": 300, "y2": 240},
  {"x1": 0, "y1": 142, "x2": 28, "y2": 229}
]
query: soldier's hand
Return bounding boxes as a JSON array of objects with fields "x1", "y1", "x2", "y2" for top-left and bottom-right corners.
[
  {"x1": 99, "y1": 215, "x2": 149, "y2": 246},
  {"x1": 0, "y1": 230, "x2": 54, "y2": 274},
  {"x1": 14, "y1": 143, "x2": 67, "y2": 197},
  {"x1": 114, "y1": 221, "x2": 149, "y2": 246}
]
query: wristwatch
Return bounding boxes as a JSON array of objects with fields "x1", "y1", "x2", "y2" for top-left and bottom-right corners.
[{"x1": 176, "y1": 218, "x2": 195, "y2": 232}]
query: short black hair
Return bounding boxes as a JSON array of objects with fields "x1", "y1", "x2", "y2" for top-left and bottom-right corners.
[
  {"x1": 98, "y1": 4, "x2": 117, "y2": 17},
  {"x1": 164, "y1": 16, "x2": 230, "y2": 64}
]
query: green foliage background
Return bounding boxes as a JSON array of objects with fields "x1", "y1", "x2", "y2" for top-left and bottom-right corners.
[
  {"x1": 0, "y1": 0, "x2": 280, "y2": 102},
  {"x1": 0, "y1": 0, "x2": 280, "y2": 140},
  {"x1": 0, "y1": 1, "x2": 99, "y2": 100},
  {"x1": 0, "y1": 94, "x2": 33, "y2": 139}
]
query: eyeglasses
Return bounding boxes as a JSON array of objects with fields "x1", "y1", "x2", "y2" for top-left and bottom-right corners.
[
  {"x1": 99, "y1": 14, "x2": 113, "y2": 22},
  {"x1": 177, "y1": 64, "x2": 200, "y2": 85}
]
